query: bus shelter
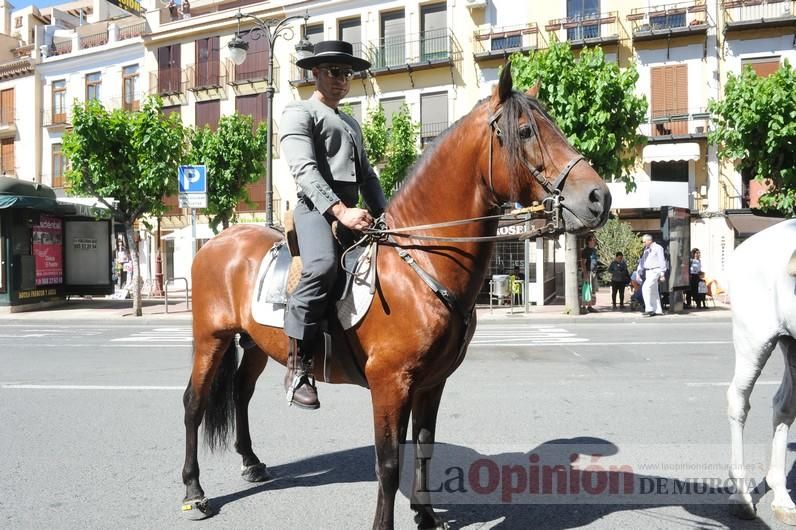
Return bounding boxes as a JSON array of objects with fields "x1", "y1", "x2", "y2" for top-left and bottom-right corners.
[{"x1": 0, "y1": 177, "x2": 113, "y2": 311}]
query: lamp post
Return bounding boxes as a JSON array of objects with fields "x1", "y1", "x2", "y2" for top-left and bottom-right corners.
[{"x1": 228, "y1": 10, "x2": 313, "y2": 227}]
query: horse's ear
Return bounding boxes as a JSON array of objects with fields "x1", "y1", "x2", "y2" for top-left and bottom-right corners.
[
  {"x1": 527, "y1": 81, "x2": 540, "y2": 98},
  {"x1": 497, "y1": 63, "x2": 513, "y2": 103}
]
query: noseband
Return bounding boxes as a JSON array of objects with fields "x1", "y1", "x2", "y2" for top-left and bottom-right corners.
[{"x1": 487, "y1": 105, "x2": 583, "y2": 226}]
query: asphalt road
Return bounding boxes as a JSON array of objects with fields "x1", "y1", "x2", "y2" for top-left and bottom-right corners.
[{"x1": 0, "y1": 315, "x2": 790, "y2": 529}]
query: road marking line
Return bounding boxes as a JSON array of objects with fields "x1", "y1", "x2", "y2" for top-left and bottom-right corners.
[
  {"x1": 1, "y1": 384, "x2": 183, "y2": 390},
  {"x1": 687, "y1": 381, "x2": 780, "y2": 387}
]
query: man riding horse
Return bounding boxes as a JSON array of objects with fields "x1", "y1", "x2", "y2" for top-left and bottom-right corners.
[{"x1": 279, "y1": 40, "x2": 387, "y2": 409}]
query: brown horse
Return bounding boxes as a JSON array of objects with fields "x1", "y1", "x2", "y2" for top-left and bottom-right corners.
[{"x1": 181, "y1": 65, "x2": 611, "y2": 528}]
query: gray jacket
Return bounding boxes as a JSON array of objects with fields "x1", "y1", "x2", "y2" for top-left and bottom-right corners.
[{"x1": 280, "y1": 96, "x2": 386, "y2": 215}]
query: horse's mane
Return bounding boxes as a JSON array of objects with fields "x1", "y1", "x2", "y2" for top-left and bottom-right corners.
[{"x1": 388, "y1": 90, "x2": 557, "y2": 206}]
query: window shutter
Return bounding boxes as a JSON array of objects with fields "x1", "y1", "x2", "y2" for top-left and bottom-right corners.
[
  {"x1": 743, "y1": 57, "x2": 780, "y2": 78},
  {"x1": 195, "y1": 100, "x2": 220, "y2": 131},
  {"x1": 421, "y1": 92, "x2": 448, "y2": 143},
  {"x1": 651, "y1": 67, "x2": 665, "y2": 119},
  {"x1": 381, "y1": 97, "x2": 404, "y2": 130},
  {"x1": 672, "y1": 64, "x2": 688, "y2": 134}
]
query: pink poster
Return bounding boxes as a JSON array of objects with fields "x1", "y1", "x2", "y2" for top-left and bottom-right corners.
[{"x1": 33, "y1": 214, "x2": 63, "y2": 286}]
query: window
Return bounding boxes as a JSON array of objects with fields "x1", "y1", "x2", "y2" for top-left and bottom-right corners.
[
  {"x1": 420, "y1": 3, "x2": 447, "y2": 61},
  {"x1": 650, "y1": 65, "x2": 688, "y2": 136},
  {"x1": 742, "y1": 56, "x2": 780, "y2": 78},
  {"x1": 380, "y1": 97, "x2": 405, "y2": 133},
  {"x1": 86, "y1": 72, "x2": 101, "y2": 102},
  {"x1": 0, "y1": 89, "x2": 14, "y2": 125},
  {"x1": 52, "y1": 144, "x2": 65, "y2": 188},
  {"x1": 123, "y1": 65, "x2": 139, "y2": 111},
  {"x1": 294, "y1": 24, "x2": 323, "y2": 82},
  {"x1": 338, "y1": 18, "x2": 361, "y2": 53},
  {"x1": 234, "y1": 32, "x2": 268, "y2": 83},
  {"x1": 491, "y1": 33, "x2": 522, "y2": 51},
  {"x1": 650, "y1": 161, "x2": 688, "y2": 182},
  {"x1": 161, "y1": 105, "x2": 181, "y2": 118},
  {"x1": 14, "y1": 16, "x2": 22, "y2": 29},
  {"x1": 195, "y1": 100, "x2": 220, "y2": 131},
  {"x1": 650, "y1": 11, "x2": 686, "y2": 31},
  {"x1": 566, "y1": 0, "x2": 600, "y2": 40},
  {"x1": 421, "y1": 92, "x2": 448, "y2": 146},
  {"x1": 1, "y1": 138, "x2": 14, "y2": 175},
  {"x1": 52, "y1": 80, "x2": 66, "y2": 123},
  {"x1": 379, "y1": 10, "x2": 405, "y2": 68},
  {"x1": 195, "y1": 36, "x2": 220, "y2": 88},
  {"x1": 157, "y1": 44, "x2": 181, "y2": 94},
  {"x1": 235, "y1": 93, "x2": 266, "y2": 129},
  {"x1": 342, "y1": 101, "x2": 362, "y2": 124}
]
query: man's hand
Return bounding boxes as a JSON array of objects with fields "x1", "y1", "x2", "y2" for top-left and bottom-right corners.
[{"x1": 329, "y1": 202, "x2": 373, "y2": 231}]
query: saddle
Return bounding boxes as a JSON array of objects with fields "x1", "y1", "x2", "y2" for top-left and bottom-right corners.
[{"x1": 249, "y1": 213, "x2": 376, "y2": 387}]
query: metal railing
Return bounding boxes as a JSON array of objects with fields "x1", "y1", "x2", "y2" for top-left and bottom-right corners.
[
  {"x1": 420, "y1": 121, "x2": 449, "y2": 146},
  {"x1": 50, "y1": 39, "x2": 72, "y2": 56},
  {"x1": 149, "y1": 69, "x2": 185, "y2": 95},
  {"x1": 628, "y1": 0, "x2": 709, "y2": 34},
  {"x1": 367, "y1": 29, "x2": 461, "y2": 71},
  {"x1": 545, "y1": 11, "x2": 620, "y2": 44},
  {"x1": 186, "y1": 61, "x2": 226, "y2": 90},
  {"x1": 723, "y1": 0, "x2": 796, "y2": 26},
  {"x1": 472, "y1": 23, "x2": 538, "y2": 58},
  {"x1": 42, "y1": 107, "x2": 71, "y2": 127},
  {"x1": 80, "y1": 30, "x2": 108, "y2": 49},
  {"x1": 164, "y1": 276, "x2": 190, "y2": 313},
  {"x1": 227, "y1": 53, "x2": 281, "y2": 88},
  {"x1": 118, "y1": 22, "x2": 147, "y2": 40},
  {"x1": 643, "y1": 108, "x2": 711, "y2": 137}
]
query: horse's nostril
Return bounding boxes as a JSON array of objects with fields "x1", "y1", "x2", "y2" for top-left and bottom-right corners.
[{"x1": 589, "y1": 187, "x2": 603, "y2": 204}]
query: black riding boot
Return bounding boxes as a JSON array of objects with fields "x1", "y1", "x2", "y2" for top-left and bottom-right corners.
[{"x1": 284, "y1": 337, "x2": 320, "y2": 409}]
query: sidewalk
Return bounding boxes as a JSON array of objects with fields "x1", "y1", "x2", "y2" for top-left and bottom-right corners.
[{"x1": 1, "y1": 285, "x2": 729, "y2": 322}]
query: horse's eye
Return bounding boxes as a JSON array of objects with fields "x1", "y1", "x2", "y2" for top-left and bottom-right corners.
[{"x1": 519, "y1": 125, "x2": 534, "y2": 140}]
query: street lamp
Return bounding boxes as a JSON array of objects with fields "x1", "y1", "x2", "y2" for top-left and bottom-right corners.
[{"x1": 228, "y1": 10, "x2": 313, "y2": 227}]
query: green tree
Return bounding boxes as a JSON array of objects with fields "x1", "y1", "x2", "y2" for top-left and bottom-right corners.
[
  {"x1": 509, "y1": 42, "x2": 647, "y2": 189},
  {"x1": 361, "y1": 104, "x2": 388, "y2": 165},
  {"x1": 380, "y1": 104, "x2": 419, "y2": 197},
  {"x1": 708, "y1": 61, "x2": 796, "y2": 214},
  {"x1": 187, "y1": 114, "x2": 268, "y2": 233},
  {"x1": 595, "y1": 217, "x2": 644, "y2": 285},
  {"x1": 62, "y1": 97, "x2": 186, "y2": 316}
]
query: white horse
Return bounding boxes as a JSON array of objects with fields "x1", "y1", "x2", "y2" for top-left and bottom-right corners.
[{"x1": 727, "y1": 218, "x2": 796, "y2": 524}]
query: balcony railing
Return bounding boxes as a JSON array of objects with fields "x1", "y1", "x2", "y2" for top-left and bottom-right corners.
[
  {"x1": 472, "y1": 23, "x2": 538, "y2": 60},
  {"x1": 80, "y1": 30, "x2": 109, "y2": 50},
  {"x1": 42, "y1": 107, "x2": 72, "y2": 127},
  {"x1": 642, "y1": 108, "x2": 711, "y2": 138},
  {"x1": 119, "y1": 22, "x2": 147, "y2": 40},
  {"x1": 545, "y1": 11, "x2": 620, "y2": 45},
  {"x1": 723, "y1": 0, "x2": 796, "y2": 29},
  {"x1": 628, "y1": 1, "x2": 709, "y2": 39},
  {"x1": 186, "y1": 61, "x2": 226, "y2": 91},
  {"x1": 50, "y1": 39, "x2": 72, "y2": 56},
  {"x1": 105, "y1": 94, "x2": 143, "y2": 112},
  {"x1": 227, "y1": 52, "x2": 281, "y2": 88},
  {"x1": 149, "y1": 69, "x2": 186, "y2": 96},
  {"x1": 367, "y1": 29, "x2": 462, "y2": 72},
  {"x1": 420, "y1": 121, "x2": 449, "y2": 146}
]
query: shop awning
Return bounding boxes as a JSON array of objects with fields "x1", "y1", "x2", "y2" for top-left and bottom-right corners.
[
  {"x1": 0, "y1": 195, "x2": 59, "y2": 211},
  {"x1": 642, "y1": 143, "x2": 701, "y2": 163},
  {"x1": 726, "y1": 211, "x2": 786, "y2": 239}
]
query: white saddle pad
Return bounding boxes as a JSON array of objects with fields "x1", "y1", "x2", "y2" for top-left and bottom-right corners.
[{"x1": 251, "y1": 242, "x2": 378, "y2": 330}]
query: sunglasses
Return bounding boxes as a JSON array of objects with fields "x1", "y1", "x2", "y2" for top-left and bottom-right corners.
[{"x1": 319, "y1": 66, "x2": 355, "y2": 80}]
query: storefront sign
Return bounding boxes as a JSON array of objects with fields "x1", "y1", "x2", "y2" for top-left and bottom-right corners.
[
  {"x1": 32, "y1": 214, "x2": 63, "y2": 286},
  {"x1": 497, "y1": 223, "x2": 528, "y2": 236},
  {"x1": 107, "y1": 0, "x2": 143, "y2": 16}
]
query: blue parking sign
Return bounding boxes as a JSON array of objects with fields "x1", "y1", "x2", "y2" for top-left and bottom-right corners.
[{"x1": 178, "y1": 165, "x2": 207, "y2": 193}]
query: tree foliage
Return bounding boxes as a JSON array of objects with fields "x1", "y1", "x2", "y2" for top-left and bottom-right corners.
[
  {"x1": 187, "y1": 114, "x2": 267, "y2": 232},
  {"x1": 380, "y1": 104, "x2": 419, "y2": 197},
  {"x1": 361, "y1": 104, "x2": 388, "y2": 165},
  {"x1": 62, "y1": 96, "x2": 186, "y2": 315},
  {"x1": 708, "y1": 61, "x2": 796, "y2": 214},
  {"x1": 595, "y1": 217, "x2": 644, "y2": 285},
  {"x1": 509, "y1": 42, "x2": 647, "y2": 189}
]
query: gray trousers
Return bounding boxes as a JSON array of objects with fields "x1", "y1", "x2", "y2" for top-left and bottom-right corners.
[{"x1": 284, "y1": 198, "x2": 339, "y2": 341}]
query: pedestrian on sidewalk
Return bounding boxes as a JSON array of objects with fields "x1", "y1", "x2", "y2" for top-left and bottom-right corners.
[
  {"x1": 637, "y1": 234, "x2": 667, "y2": 317},
  {"x1": 580, "y1": 234, "x2": 599, "y2": 313},
  {"x1": 607, "y1": 251, "x2": 630, "y2": 310},
  {"x1": 685, "y1": 248, "x2": 702, "y2": 308}
]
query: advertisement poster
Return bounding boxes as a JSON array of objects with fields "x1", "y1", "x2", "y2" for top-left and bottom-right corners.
[
  {"x1": 33, "y1": 214, "x2": 63, "y2": 286},
  {"x1": 661, "y1": 206, "x2": 690, "y2": 291}
]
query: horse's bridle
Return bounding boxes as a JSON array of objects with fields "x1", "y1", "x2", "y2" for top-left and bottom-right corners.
[{"x1": 487, "y1": 105, "x2": 584, "y2": 227}]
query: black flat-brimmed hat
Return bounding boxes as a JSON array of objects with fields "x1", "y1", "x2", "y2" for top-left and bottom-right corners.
[{"x1": 296, "y1": 40, "x2": 371, "y2": 72}]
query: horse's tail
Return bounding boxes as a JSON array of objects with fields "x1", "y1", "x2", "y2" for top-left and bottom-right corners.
[{"x1": 202, "y1": 338, "x2": 238, "y2": 452}]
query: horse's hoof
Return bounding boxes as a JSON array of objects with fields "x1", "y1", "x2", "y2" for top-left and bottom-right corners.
[
  {"x1": 773, "y1": 506, "x2": 796, "y2": 525},
  {"x1": 241, "y1": 462, "x2": 271, "y2": 482},
  {"x1": 414, "y1": 512, "x2": 449, "y2": 529},
  {"x1": 181, "y1": 497, "x2": 213, "y2": 520},
  {"x1": 728, "y1": 499, "x2": 756, "y2": 520}
]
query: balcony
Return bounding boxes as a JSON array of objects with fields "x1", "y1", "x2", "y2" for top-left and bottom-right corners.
[
  {"x1": 545, "y1": 11, "x2": 620, "y2": 46},
  {"x1": 628, "y1": 1, "x2": 710, "y2": 41},
  {"x1": 186, "y1": 61, "x2": 226, "y2": 91},
  {"x1": 227, "y1": 53, "x2": 282, "y2": 89},
  {"x1": 105, "y1": 94, "x2": 143, "y2": 112},
  {"x1": 420, "y1": 121, "x2": 449, "y2": 147},
  {"x1": 289, "y1": 43, "x2": 365, "y2": 87},
  {"x1": 366, "y1": 29, "x2": 462, "y2": 77},
  {"x1": 472, "y1": 23, "x2": 538, "y2": 62},
  {"x1": 149, "y1": 68, "x2": 186, "y2": 96},
  {"x1": 43, "y1": 107, "x2": 72, "y2": 128},
  {"x1": 642, "y1": 108, "x2": 711, "y2": 140},
  {"x1": 722, "y1": 0, "x2": 796, "y2": 31}
]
